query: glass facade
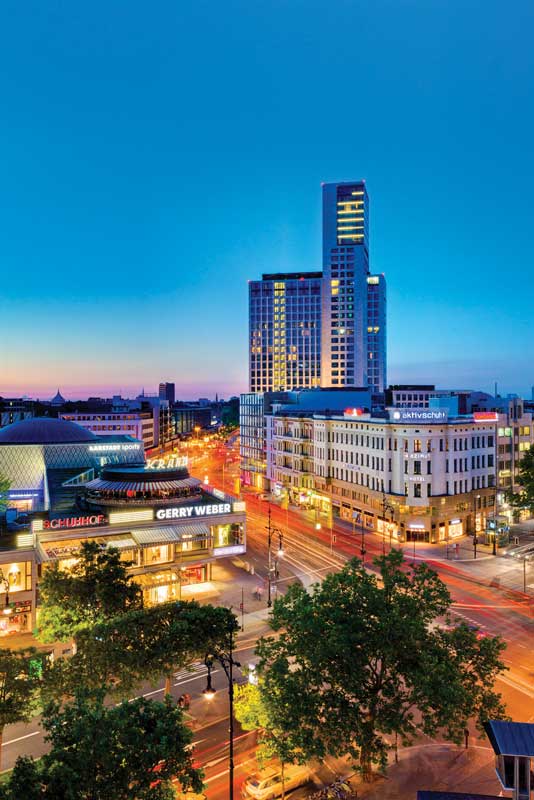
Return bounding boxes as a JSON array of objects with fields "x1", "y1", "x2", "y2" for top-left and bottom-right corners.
[{"x1": 249, "y1": 273, "x2": 322, "y2": 393}]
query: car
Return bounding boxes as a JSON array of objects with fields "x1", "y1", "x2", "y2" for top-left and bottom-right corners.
[{"x1": 241, "y1": 763, "x2": 312, "y2": 799}]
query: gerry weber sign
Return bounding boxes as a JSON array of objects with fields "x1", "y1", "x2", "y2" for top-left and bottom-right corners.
[
  {"x1": 156, "y1": 503, "x2": 232, "y2": 521},
  {"x1": 389, "y1": 408, "x2": 448, "y2": 424}
]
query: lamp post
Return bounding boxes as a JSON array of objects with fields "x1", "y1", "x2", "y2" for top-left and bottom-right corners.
[
  {"x1": 473, "y1": 494, "x2": 481, "y2": 560},
  {"x1": 381, "y1": 491, "x2": 394, "y2": 555},
  {"x1": 203, "y1": 637, "x2": 240, "y2": 800},
  {"x1": 266, "y1": 507, "x2": 283, "y2": 608}
]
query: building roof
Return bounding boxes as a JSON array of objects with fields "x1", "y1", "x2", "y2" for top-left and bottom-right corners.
[
  {"x1": 484, "y1": 720, "x2": 534, "y2": 756},
  {"x1": 50, "y1": 389, "x2": 66, "y2": 405},
  {"x1": 0, "y1": 417, "x2": 98, "y2": 445}
]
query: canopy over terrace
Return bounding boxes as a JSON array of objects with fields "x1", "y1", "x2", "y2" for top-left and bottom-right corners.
[{"x1": 84, "y1": 465, "x2": 202, "y2": 505}]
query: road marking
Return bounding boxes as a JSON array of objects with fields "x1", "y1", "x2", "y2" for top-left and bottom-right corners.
[
  {"x1": 2, "y1": 730, "x2": 40, "y2": 747},
  {"x1": 497, "y1": 672, "x2": 534, "y2": 699},
  {"x1": 204, "y1": 756, "x2": 257, "y2": 783}
]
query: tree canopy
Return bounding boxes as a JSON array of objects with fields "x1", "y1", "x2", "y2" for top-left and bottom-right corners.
[
  {"x1": 43, "y1": 600, "x2": 238, "y2": 700},
  {"x1": 0, "y1": 689, "x2": 203, "y2": 800},
  {"x1": 0, "y1": 474, "x2": 9, "y2": 511},
  {"x1": 505, "y1": 447, "x2": 534, "y2": 513},
  {"x1": 0, "y1": 648, "x2": 47, "y2": 770},
  {"x1": 36, "y1": 541, "x2": 143, "y2": 643},
  {"x1": 256, "y1": 551, "x2": 507, "y2": 780}
]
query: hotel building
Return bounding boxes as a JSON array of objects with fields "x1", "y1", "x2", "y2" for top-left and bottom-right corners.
[
  {"x1": 249, "y1": 272, "x2": 323, "y2": 393},
  {"x1": 247, "y1": 182, "x2": 387, "y2": 397},
  {"x1": 266, "y1": 405, "x2": 497, "y2": 543}
]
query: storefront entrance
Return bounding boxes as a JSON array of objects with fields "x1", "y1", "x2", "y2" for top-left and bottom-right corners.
[{"x1": 406, "y1": 529, "x2": 429, "y2": 542}]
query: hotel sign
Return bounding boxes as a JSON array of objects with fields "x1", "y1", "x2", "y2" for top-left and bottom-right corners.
[
  {"x1": 389, "y1": 408, "x2": 448, "y2": 423},
  {"x1": 156, "y1": 503, "x2": 232, "y2": 521}
]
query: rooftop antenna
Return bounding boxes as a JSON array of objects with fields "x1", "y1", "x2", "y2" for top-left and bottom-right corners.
[{"x1": 494, "y1": 381, "x2": 498, "y2": 398}]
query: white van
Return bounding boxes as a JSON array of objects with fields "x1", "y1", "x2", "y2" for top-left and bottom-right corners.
[{"x1": 242, "y1": 764, "x2": 312, "y2": 799}]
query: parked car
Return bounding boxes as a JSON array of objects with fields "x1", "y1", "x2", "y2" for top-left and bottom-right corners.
[{"x1": 241, "y1": 763, "x2": 312, "y2": 799}]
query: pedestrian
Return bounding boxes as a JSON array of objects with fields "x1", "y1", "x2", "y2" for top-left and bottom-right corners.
[{"x1": 257, "y1": 585, "x2": 263, "y2": 600}]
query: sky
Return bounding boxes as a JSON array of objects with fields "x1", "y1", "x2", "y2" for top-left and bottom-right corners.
[{"x1": 0, "y1": 0, "x2": 533, "y2": 401}]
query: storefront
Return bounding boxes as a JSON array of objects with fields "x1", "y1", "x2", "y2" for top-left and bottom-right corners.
[
  {"x1": 0, "y1": 558, "x2": 34, "y2": 634},
  {"x1": 448, "y1": 518, "x2": 464, "y2": 539}
]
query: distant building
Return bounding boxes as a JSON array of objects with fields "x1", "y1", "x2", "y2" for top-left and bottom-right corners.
[
  {"x1": 159, "y1": 382, "x2": 175, "y2": 405},
  {"x1": 0, "y1": 397, "x2": 34, "y2": 429},
  {"x1": 50, "y1": 389, "x2": 66, "y2": 406}
]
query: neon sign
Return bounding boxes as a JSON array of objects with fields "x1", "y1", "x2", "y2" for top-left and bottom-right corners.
[{"x1": 43, "y1": 514, "x2": 105, "y2": 530}]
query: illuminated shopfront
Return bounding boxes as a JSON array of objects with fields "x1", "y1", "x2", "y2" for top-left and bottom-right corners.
[{"x1": 448, "y1": 519, "x2": 463, "y2": 539}]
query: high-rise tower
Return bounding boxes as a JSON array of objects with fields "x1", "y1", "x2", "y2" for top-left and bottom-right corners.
[
  {"x1": 321, "y1": 180, "x2": 370, "y2": 388},
  {"x1": 248, "y1": 272, "x2": 322, "y2": 392}
]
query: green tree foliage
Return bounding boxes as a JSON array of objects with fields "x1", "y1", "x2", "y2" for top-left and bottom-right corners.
[
  {"x1": 36, "y1": 541, "x2": 143, "y2": 643},
  {"x1": 0, "y1": 648, "x2": 47, "y2": 770},
  {"x1": 0, "y1": 756, "x2": 42, "y2": 800},
  {"x1": 0, "y1": 474, "x2": 9, "y2": 511},
  {"x1": 235, "y1": 681, "x2": 304, "y2": 799},
  {"x1": 43, "y1": 601, "x2": 238, "y2": 700},
  {"x1": 505, "y1": 447, "x2": 534, "y2": 512},
  {"x1": 257, "y1": 551, "x2": 507, "y2": 781},
  {"x1": 0, "y1": 690, "x2": 202, "y2": 799}
]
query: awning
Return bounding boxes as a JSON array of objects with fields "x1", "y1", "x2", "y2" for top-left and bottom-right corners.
[
  {"x1": 106, "y1": 537, "x2": 137, "y2": 550},
  {"x1": 131, "y1": 527, "x2": 182, "y2": 546},
  {"x1": 130, "y1": 524, "x2": 209, "y2": 547},
  {"x1": 85, "y1": 477, "x2": 201, "y2": 493}
]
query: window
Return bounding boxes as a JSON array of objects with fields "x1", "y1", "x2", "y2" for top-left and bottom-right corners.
[
  {"x1": 413, "y1": 461, "x2": 422, "y2": 475},
  {"x1": 414, "y1": 439, "x2": 422, "y2": 453},
  {"x1": 414, "y1": 484, "x2": 422, "y2": 498}
]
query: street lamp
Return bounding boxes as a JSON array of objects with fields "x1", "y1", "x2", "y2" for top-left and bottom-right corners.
[
  {"x1": 266, "y1": 506, "x2": 283, "y2": 608},
  {"x1": 381, "y1": 491, "x2": 394, "y2": 555},
  {"x1": 203, "y1": 640, "x2": 240, "y2": 800},
  {"x1": 473, "y1": 494, "x2": 481, "y2": 560}
]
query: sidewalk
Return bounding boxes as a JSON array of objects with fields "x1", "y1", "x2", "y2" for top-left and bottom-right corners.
[{"x1": 355, "y1": 743, "x2": 501, "y2": 800}]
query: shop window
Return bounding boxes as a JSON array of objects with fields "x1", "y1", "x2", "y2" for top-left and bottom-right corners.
[
  {"x1": 213, "y1": 524, "x2": 243, "y2": 548},
  {"x1": 143, "y1": 545, "x2": 173, "y2": 565},
  {"x1": 0, "y1": 562, "x2": 32, "y2": 593}
]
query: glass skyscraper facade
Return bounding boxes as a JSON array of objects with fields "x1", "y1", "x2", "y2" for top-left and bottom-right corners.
[
  {"x1": 248, "y1": 272, "x2": 323, "y2": 393},
  {"x1": 247, "y1": 182, "x2": 386, "y2": 396},
  {"x1": 367, "y1": 273, "x2": 387, "y2": 393}
]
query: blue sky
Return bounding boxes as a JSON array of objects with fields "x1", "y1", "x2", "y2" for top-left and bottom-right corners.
[{"x1": 0, "y1": 0, "x2": 533, "y2": 400}]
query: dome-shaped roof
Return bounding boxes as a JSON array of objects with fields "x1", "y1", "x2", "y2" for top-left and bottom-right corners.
[{"x1": 0, "y1": 417, "x2": 98, "y2": 445}]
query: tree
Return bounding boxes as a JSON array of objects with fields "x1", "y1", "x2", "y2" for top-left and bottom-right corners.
[
  {"x1": 0, "y1": 474, "x2": 9, "y2": 512},
  {"x1": 257, "y1": 551, "x2": 507, "y2": 781},
  {"x1": 36, "y1": 541, "x2": 142, "y2": 643},
  {"x1": 0, "y1": 648, "x2": 46, "y2": 771},
  {"x1": 1, "y1": 690, "x2": 203, "y2": 800},
  {"x1": 0, "y1": 756, "x2": 42, "y2": 800},
  {"x1": 506, "y1": 447, "x2": 534, "y2": 514},
  {"x1": 43, "y1": 601, "x2": 238, "y2": 701},
  {"x1": 235, "y1": 681, "x2": 305, "y2": 800}
]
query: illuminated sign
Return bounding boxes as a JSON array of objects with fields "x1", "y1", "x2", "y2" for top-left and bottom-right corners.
[
  {"x1": 156, "y1": 503, "x2": 232, "y2": 521},
  {"x1": 473, "y1": 412, "x2": 499, "y2": 422},
  {"x1": 146, "y1": 456, "x2": 188, "y2": 469},
  {"x1": 344, "y1": 408, "x2": 365, "y2": 418},
  {"x1": 390, "y1": 408, "x2": 448, "y2": 423},
  {"x1": 88, "y1": 444, "x2": 141, "y2": 452},
  {"x1": 43, "y1": 514, "x2": 105, "y2": 530}
]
